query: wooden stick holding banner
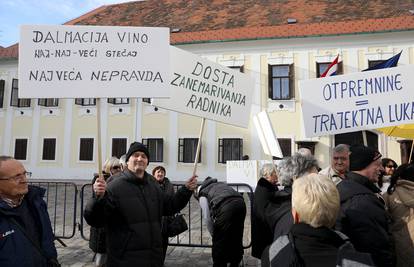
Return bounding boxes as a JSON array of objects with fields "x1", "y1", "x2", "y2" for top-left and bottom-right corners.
[
  {"x1": 96, "y1": 98, "x2": 103, "y2": 177},
  {"x1": 362, "y1": 131, "x2": 368, "y2": 146},
  {"x1": 193, "y1": 118, "x2": 206, "y2": 176},
  {"x1": 409, "y1": 140, "x2": 414, "y2": 163}
]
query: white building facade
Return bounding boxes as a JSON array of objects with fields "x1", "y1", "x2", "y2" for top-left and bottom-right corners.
[{"x1": 1, "y1": 4, "x2": 413, "y2": 181}]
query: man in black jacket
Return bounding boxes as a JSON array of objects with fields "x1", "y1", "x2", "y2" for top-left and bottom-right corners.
[
  {"x1": 84, "y1": 142, "x2": 197, "y2": 267},
  {"x1": 336, "y1": 145, "x2": 395, "y2": 267},
  {"x1": 251, "y1": 163, "x2": 278, "y2": 259},
  {"x1": 195, "y1": 177, "x2": 246, "y2": 267}
]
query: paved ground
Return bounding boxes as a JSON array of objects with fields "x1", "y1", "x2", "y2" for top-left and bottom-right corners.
[
  {"x1": 32, "y1": 181, "x2": 261, "y2": 266},
  {"x1": 56, "y1": 236, "x2": 261, "y2": 266}
]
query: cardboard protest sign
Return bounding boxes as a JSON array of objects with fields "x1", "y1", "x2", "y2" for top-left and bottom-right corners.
[
  {"x1": 300, "y1": 65, "x2": 414, "y2": 137},
  {"x1": 152, "y1": 46, "x2": 254, "y2": 128},
  {"x1": 253, "y1": 111, "x2": 283, "y2": 158},
  {"x1": 226, "y1": 160, "x2": 278, "y2": 190},
  {"x1": 226, "y1": 160, "x2": 259, "y2": 190},
  {"x1": 19, "y1": 25, "x2": 170, "y2": 98}
]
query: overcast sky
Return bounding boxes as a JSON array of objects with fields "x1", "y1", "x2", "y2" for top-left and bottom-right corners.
[{"x1": 0, "y1": 0, "x2": 131, "y2": 47}]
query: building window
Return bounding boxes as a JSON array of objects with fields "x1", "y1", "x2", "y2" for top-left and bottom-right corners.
[
  {"x1": 278, "y1": 138, "x2": 292, "y2": 157},
  {"x1": 79, "y1": 138, "x2": 94, "y2": 161},
  {"x1": 112, "y1": 138, "x2": 127, "y2": 158},
  {"x1": 42, "y1": 138, "x2": 56, "y2": 160},
  {"x1": 316, "y1": 61, "x2": 343, "y2": 77},
  {"x1": 398, "y1": 140, "x2": 414, "y2": 165},
  {"x1": 142, "y1": 138, "x2": 163, "y2": 162},
  {"x1": 14, "y1": 138, "x2": 28, "y2": 160},
  {"x1": 108, "y1": 98, "x2": 129, "y2": 105},
  {"x1": 296, "y1": 141, "x2": 318, "y2": 155},
  {"x1": 229, "y1": 65, "x2": 244, "y2": 73},
  {"x1": 178, "y1": 138, "x2": 201, "y2": 163},
  {"x1": 335, "y1": 131, "x2": 378, "y2": 150},
  {"x1": 0, "y1": 79, "x2": 4, "y2": 108},
  {"x1": 75, "y1": 98, "x2": 96, "y2": 106},
  {"x1": 38, "y1": 98, "x2": 59, "y2": 107},
  {"x1": 368, "y1": 60, "x2": 386, "y2": 69},
  {"x1": 268, "y1": 64, "x2": 294, "y2": 100},
  {"x1": 218, "y1": 138, "x2": 243, "y2": 163},
  {"x1": 10, "y1": 79, "x2": 31, "y2": 107}
]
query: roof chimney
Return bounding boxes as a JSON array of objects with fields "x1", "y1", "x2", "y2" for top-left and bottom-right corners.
[{"x1": 287, "y1": 18, "x2": 297, "y2": 24}]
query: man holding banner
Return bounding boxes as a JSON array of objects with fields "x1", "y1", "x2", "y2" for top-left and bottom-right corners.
[{"x1": 84, "y1": 142, "x2": 197, "y2": 267}]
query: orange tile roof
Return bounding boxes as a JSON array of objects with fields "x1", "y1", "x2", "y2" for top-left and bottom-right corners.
[
  {"x1": 0, "y1": 44, "x2": 18, "y2": 59},
  {"x1": 170, "y1": 15, "x2": 414, "y2": 44},
  {"x1": 69, "y1": 0, "x2": 414, "y2": 44},
  {"x1": 2, "y1": 0, "x2": 414, "y2": 59}
]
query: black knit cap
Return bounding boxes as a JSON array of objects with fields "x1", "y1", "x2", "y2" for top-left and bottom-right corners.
[
  {"x1": 126, "y1": 142, "x2": 150, "y2": 163},
  {"x1": 349, "y1": 145, "x2": 382, "y2": 171}
]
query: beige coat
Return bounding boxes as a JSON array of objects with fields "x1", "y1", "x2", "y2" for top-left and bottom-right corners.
[{"x1": 383, "y1": 180, "x2": 414, "y2": 267}]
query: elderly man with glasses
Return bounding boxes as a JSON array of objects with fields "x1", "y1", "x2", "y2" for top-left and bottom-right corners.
[
  {"x1": 319, "y1": 144, "x2": 350, "y2": 185},
  {"x1": 0, "y1": 156, "x2": 58, "y2": 267}
]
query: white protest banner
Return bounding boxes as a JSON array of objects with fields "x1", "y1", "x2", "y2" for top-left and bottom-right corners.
[
  {"x1": 226, "y1": 160, "x2": 278, "y2": 190},
  {"x1": 19, "y1": 25, "x2": 170, "y2": 98},
  {"x1": 253, "y1": 111, "x2": 283, "y2": 158},
  {"x1": 226, "y1": 160, "x2": 259, "y2": 190},
  {"x1": 152, "y1": 46, "x2": 254, "y2": 128},
  {"x1": 300, "y1": 65, "x2": 414, "y2": 137}
]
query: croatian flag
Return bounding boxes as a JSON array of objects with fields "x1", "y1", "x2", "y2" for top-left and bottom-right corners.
[{"x1": 320, "y1": 55, "x2": 339, "y2": 77}]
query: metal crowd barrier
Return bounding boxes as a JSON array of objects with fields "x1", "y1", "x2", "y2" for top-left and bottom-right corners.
[
  {"x1": 79, "y1": 182, "x2": 254, "y2": 249},
  {"x1": 29, "y1": 181, "x2": 78, "y2": 246},
  {"x1": 28, "y1": 181, "x2": 253, "y2": 249}
]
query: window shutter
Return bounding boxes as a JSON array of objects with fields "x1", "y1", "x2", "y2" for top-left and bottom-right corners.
[
  {"x1": 0, "y1": 80, "x2": 4, "y2": 108},
  {"x1": 268, "y1": 64, "x2": 273, "y2": 98},
  {"x1": 289, "y1": 64, "x2": 295, "y2": 99},
  {"x1": 337, "y1": 61, "x2": 343, "y2": 75}
]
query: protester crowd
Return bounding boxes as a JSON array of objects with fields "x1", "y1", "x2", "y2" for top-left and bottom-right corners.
[{"x1": 0, "y1": 141, "x2": 413, "y2": 267}]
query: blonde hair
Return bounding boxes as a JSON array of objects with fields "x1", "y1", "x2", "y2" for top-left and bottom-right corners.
[
  {"x1": 103, "y1": 157, "x2": 120, "y2": 174},
  {"x1": 292, "y1": 173, "x2": 340, "y2": 228}
]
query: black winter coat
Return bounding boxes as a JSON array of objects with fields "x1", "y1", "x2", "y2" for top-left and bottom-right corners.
[
  {"x1": 89, "y1": 174, "x2": 110, "y2": 254},
  {"x1": 84, "y1": 170, "x2": 193, "y2": 267},
  {"x1": 155, "y1": 177, "x2": 175, "y2": 237},
  {"x1": 264, "y1": 186, "x2": 293, "y2": 240},
  {"x1": 251, "y1": 178, "x2": 278, "y2": 258},
  {"x1": 262, "y1": 223, "x2": 374, "y2": 267},
  {"x1": 336, "y1": 172, "x2": 395, "y2": 267},
  {"x1": 198, "y1": 177, "x2": 242, "y2": 213}
]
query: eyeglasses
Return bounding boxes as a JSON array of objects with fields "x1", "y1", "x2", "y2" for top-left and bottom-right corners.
[
  {"x1": 111, "y1": 166, "x2": 121, "y2": 170},
  {"x1": 0, "y1": 171, "x2": 32, "y2": 181},
  {"x1": 386, "y1": 165, "x2": 395, "y2": 168}
]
